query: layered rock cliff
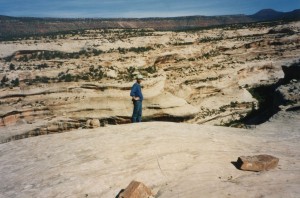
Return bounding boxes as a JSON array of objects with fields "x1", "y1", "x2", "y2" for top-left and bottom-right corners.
[{"x1": 0, "y1": 20, "x2": 300, "y2": 142}]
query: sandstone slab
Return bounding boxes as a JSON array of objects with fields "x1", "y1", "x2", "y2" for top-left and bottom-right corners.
[
  {"x1": 237, "y1": 155, "x2": 279, "y2": 172},
  {"x1": 118, "y1": 181, "x2": 153, "y2": 198},
  {"x1": 0, "y1": 114, "x2": 300, "y2": 197}
]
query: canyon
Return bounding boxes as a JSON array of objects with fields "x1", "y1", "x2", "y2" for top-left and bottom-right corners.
[
  {"x1": 1, "y1": 20, "x2": 299, "y2": 142},
  {"x1": 0, "y1": 16, "x2": 300, "y2": 198}
]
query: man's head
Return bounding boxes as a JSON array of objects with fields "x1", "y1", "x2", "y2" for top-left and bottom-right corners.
[{"x1": 136, "y1": 74, "x2": 144, "y2": 84}]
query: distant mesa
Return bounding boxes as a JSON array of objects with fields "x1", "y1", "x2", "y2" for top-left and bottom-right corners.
[
  {"x1": 0, "y1": 9, "x2": 300, "y2": 39},
  {"x1": 250, "y1": 9, "x2": 285, "y2": 21},
  {"x1": 250, "y1": 9, "x2": 300, "y2": 21}
]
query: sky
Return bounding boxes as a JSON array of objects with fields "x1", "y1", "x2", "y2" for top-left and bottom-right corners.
[{"x1": 0, "y1": 0, "x2": 299, "y2": 18}]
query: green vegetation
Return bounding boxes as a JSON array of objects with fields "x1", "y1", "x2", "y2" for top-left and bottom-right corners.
[
  {"x1": 35, "y1": 76, "x2": 50, "y2": 83},
  {"x1": 118, "y1": 65, "x2": 157, "y2": 81},
  {"x1": 0, "y1": 75, "x2": 9, "y2": 87},
  {"x1": 37, "y1": 63, "x2": 49, "y2": 70},
  {"x1": 9, "y1": 63, "x2": 15, "y2": 70},
  {"x1": 0, "y1": 28, "x2": 154, "y2": 42},
  {"x1": 175, "y1": 20, "x2": 287, "y2": 33},
  {"x1": 11, "y1": 78, "x2": 19, "y2": 87},
  {"x1": 0, "y1": 29, "x2": 84, "y2": 41},
  {"x1": 173, "y1": 42, "x2": 193, "y2": 46},
  {"x1": 4, "y1": 46, "x2": 154, "y2": 62},
  {"x1": 188, "y1": 58, "x2": 196, "y2": 61},
  {"x1": 126, "y1": 66, "x2": 136, "y2": 81},
  {"x1": 4, "y1": 49, "x2": 104, "y2": 62},
  {"x1": 144, "y1": 65, "x2": 157, "y2": 74},
  {"x1": 0, "y1": 76, "x2": 20, "y2": 88},
  {"x1": 200, "y1": 50, "x2": 220, "y2": 59},
  {"x1": 184, "y1": 76, "x2": 219, "y2": 85},
  {"x1": 198, "y1": 36, "x2": 224, "y2": 43},
  {"x1": 230, "y1": 101, "x2": 238, "y2": 108},
  {"x1": 117, "y1": 46, "x2": 153, "y2": 54},
  {"x1": 57, "y1": 66, "x2": 104, "y2": 83}
]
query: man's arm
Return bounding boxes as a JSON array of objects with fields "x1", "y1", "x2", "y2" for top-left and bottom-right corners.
[{"x1": 130, "y1": 84, "x2": 140, "y2": 100}]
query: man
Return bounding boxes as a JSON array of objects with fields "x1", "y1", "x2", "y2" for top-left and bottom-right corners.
[{"x1": 130, "y1": 74, "x2": 144, "y2": 123}]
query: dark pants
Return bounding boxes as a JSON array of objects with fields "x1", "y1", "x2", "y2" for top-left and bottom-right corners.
[{"x1": 132, "y1": 100, "x2": 142, "y2": 123}]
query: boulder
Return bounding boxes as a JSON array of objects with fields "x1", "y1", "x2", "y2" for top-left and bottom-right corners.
[
  {"x1": 236, "y1": 154, "x2": 279, "y2": 172},
  {"x1": 86, "y1": 119, "x2": 100, "y2": 128},
  {"x1": 91, "y1": 119, "x2": 100, "y2": 128},
  {"x1": 47, "y1": 125, "x2": 60, "y2": 132},
  {"x1": 106, "y1": 70, "x2": 118, "y2": 78},
  {"x1": 118, "y1": 181, "x2": 153, "y2": 198}
]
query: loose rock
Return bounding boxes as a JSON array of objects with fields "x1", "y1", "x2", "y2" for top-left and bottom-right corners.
[
  {"x1": 86, "y1": 119, "x2": 101, "y2": 128},
  {"x1": 236, "y1": 154, "x2": 279, "y2": 172},
  {"x1": 91, "y1": 119, "x2": 100, "y2": 128},
  {"x1": 106, "y1": 70, "x2": 118, "y2": 78},
  {"x1": 47, "y1": 125, "x2": 59, "y2": 132},
  {"x1": 118, "y1": 180, "x2": 153, "y2": 198}
]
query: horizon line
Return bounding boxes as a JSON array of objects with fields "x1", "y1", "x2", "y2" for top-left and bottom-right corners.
[{"x1": 1, "y1": 8, "x2": 299, "y2": 20}]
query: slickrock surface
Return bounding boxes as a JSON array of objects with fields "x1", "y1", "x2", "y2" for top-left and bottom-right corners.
[{"x1": 0, "y1": 111, "x2": 299, "y2": 198}]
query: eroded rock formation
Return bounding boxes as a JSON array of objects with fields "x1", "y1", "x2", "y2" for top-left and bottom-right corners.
[{"x1": 1, "y1": 21, "x2": 300, "y2": 141}]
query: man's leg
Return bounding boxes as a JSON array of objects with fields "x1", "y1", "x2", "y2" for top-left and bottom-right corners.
[
  {"x1": 137, "y1": 101, "x2": 142, "y2": 122},
  {"x1": 132, "y1": 101, "x2": 139, "y2": 123}
]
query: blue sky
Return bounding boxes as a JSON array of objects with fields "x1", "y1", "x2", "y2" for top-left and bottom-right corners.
[{"x1": 0, "y1": 0, "x2": 299, "y2": 18}]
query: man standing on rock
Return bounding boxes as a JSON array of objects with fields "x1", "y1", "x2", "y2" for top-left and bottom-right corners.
[{"x1": 130, "y1": 74, "x2": 144, "y2": 123}]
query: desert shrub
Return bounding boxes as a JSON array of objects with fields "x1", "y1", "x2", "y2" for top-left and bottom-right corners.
[
  {"x1": 64, "y1": 74, "x2": 73, "y2": 82},
  {"x1": 37, "y1": 63, "x2": 49, "y2": 70},
  {"x1": 92, "y1": 49, "x2": 103, "y2": 56},
  {"x1": 219, "y1": 106, "x2": 226, "y2": 112},
  {"x1": 81, "y1": 75, "x2": 89, "y2": 81},
  {"x1": 18, "y1": 55, "x2": 29, "y2": 62},
  {"x1": 230, "y1": 101, "x2": 238, "y2": 108},
  {"x1": 1, "y1": 75, "x2": 9, "y2": 84},
  {"x1": 11, "y1": 78, "x2": 19, "y2": 87},
  {"x1": 126, "y1": 66, "x2": 136, "y2": 80},
  {"x1": 95, "y1": 70, "x2": 104, "y2": 80},
  {"x1": 270, "y1": 41, "x2": 284, "y2": 46},
  {"x1": 174, "y1": 42, "x2": 193, "y2": 46},
  {"x1": 79, "y1": 49, "x2": 87, "y2": 56},
  {"x1": 18, "y1": 49, "x2": 105, "y2": 61},
  {"x1": 89, "y1": 66, "x2": 95, "y2": 72},
  {"x1": 117, "y1": 47, "x2": 153, "y2": 54},
  {"x1": 144, "y1": 65, "x2": 157, "y2": 74},
  {"x1": 34, "y1": 76, "x2": 49, "y2": 83},
  {"x1": 201, "y1": 50, "x2": 220, "y2": 59},
  {"x1": 268, "y1": 28, "x2": 295, "y2": 35},
  {"x1": 199, "y1": 37, "x2": 223, "y2": 43},
  {"x1": 245, "y1": 43, "x2": 251, "y2": 49},
  {"x1": 9, "y1": 63, "x2": 15, "y2": 70}
]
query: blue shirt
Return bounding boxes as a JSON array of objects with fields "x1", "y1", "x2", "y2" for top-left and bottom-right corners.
[{"x1": 130, "y1": 82, "x2": 143, "y2": 101}]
